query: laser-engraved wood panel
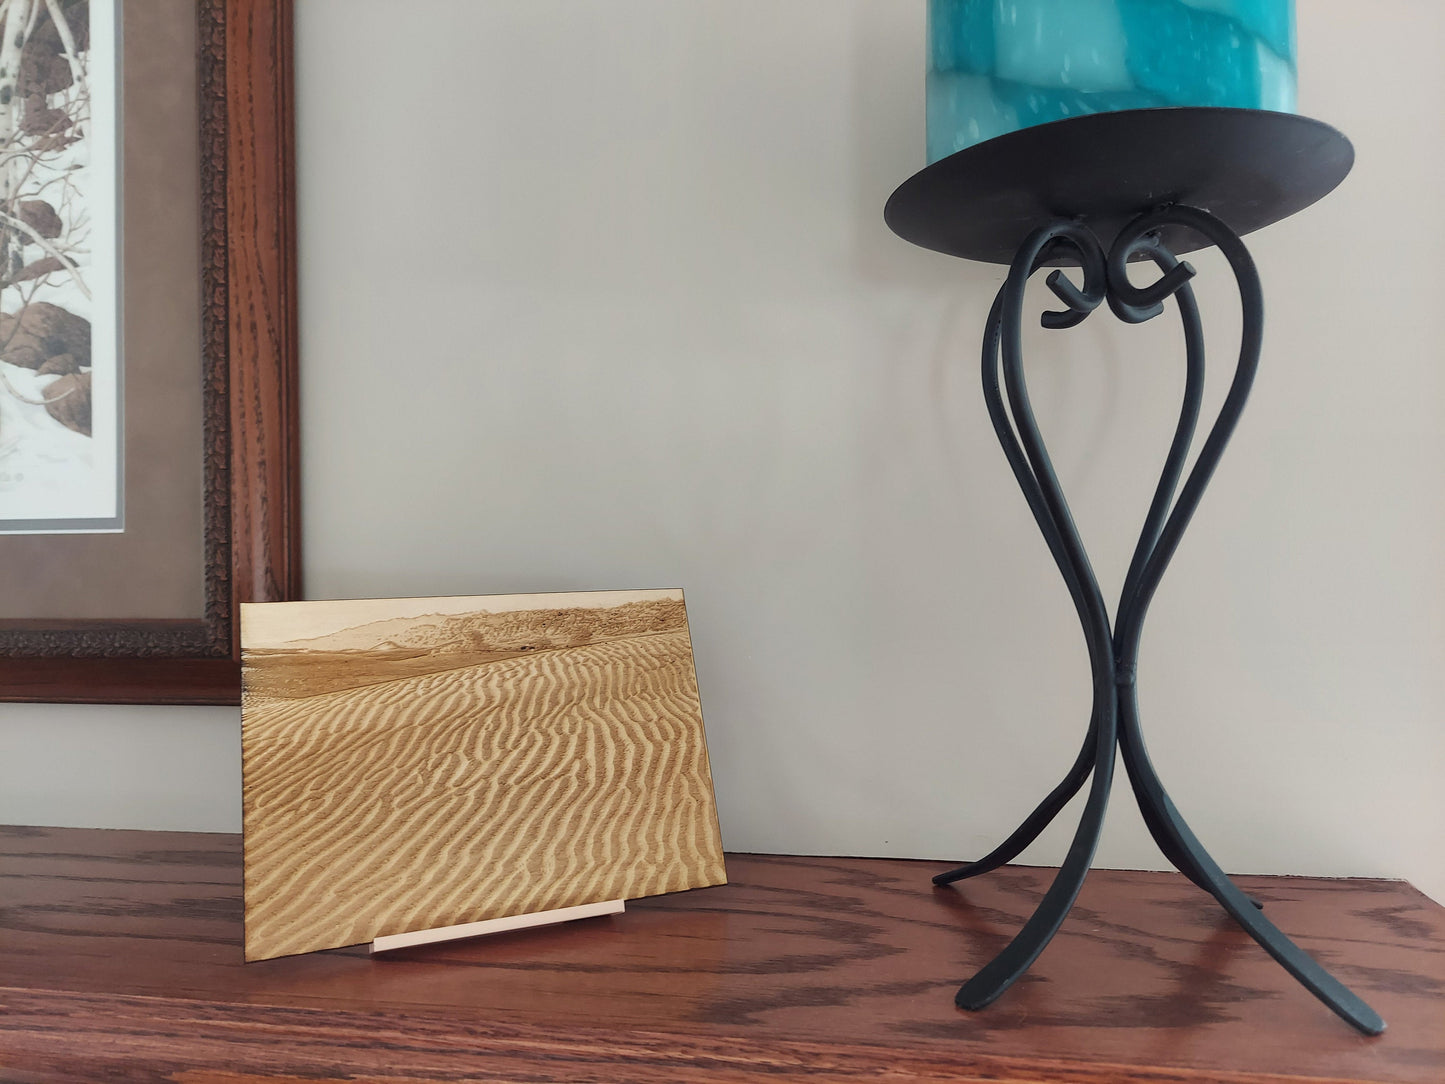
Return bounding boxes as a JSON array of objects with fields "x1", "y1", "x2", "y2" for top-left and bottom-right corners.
[{"x1": 240, "y1": 589, "x2": 725, "y2": 961}]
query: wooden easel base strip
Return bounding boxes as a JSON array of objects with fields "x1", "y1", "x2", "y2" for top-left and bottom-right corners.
[{"x1": 368, "y1": 899, "x2": 626, "y2": 953}]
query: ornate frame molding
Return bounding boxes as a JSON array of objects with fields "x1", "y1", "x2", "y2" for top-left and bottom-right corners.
[{"x1": 0, "y1": 0, "x2": 300, "y2": 704}]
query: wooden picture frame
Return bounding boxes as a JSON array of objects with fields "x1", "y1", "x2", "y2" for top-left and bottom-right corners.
[{"x1": 0, "y1": 0, "x2": 299, "y2": 706}]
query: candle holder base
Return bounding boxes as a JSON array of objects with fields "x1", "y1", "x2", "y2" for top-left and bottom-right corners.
[{"x1": 884, "y1": 108, "x2": 1353, "y2": 265}]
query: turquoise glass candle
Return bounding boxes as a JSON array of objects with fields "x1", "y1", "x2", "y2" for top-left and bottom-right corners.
[{"x1": 927, "y1": 0, "x2": 1297, "y2": 163}]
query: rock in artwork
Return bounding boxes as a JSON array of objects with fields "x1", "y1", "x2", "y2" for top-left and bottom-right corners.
[
  {"x1": 241, "y1": 589, "x2": 728, "y2": 962},
  {"x1": 0, "y1": 0, "x2": 119, "y2": 532}
]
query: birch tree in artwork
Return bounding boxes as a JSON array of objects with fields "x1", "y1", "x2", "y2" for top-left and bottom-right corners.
[{"x1": 0, "y1": 0, "x2": 93, "y2": 440}]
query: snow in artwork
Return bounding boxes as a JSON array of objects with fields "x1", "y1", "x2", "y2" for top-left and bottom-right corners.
[{"x1": 0, "y1": 0, "x2": 118, "y2": 533}]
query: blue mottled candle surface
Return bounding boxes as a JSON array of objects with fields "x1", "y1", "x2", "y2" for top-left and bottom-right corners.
[{"x1": 927, "y1": 0, "x2": 1296, "y2": 162}]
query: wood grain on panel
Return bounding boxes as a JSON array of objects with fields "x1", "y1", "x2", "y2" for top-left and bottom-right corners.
[{"x1": 240, "y1": 589, "x2": 726, "y2": 961}]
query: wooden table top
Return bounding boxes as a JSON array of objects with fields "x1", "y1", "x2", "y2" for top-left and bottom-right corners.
[{"x1": 2, "y1": 826, "x2": 1442, "y2": 1082}]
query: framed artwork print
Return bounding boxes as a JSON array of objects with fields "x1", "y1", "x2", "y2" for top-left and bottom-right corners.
[
  {"x1": 241, "y1": 589, "x2": 727, "y2": 962},
  {"x1": 0, "y1": 0, "x2": 299, "y2": 705}
]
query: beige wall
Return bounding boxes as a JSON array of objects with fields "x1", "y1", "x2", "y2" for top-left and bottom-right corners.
[{"x1": 3, "y1": 1, "x2": 1442, "y2": 906}]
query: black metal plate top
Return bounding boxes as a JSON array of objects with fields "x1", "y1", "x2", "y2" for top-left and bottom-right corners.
[{"x1": 884, "y1": 108, "x2": 1353, "y2": 265}]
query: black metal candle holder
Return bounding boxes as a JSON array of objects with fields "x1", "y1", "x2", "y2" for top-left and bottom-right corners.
[{"x1": 885, "y1": 107, "x2": 1383, "y2": 1036}]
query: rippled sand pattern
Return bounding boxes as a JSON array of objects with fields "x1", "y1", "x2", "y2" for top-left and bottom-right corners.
[{"x1": 242, "y1": 599, "x2": 726, "y2": 961}]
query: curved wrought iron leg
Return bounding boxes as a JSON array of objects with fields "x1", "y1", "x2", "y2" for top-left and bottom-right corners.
[
  {"x1": 937, "y1": 272, "x2": 1105, "y2": 891},
  {"x1": 1116, "y1": 688, "x2": 1383, "y2": 1034},
  {"x1": 948, "y1": 222, "x2": 1119, "y2": 1011},
  {"x1": 1106, "y1": 208, "x2": 1381, "y2": 1033},
  {"x1": 952, "y1": 704, "x2": 1113, "y2": 1010},
  {"x1": 932, "y1": 708, "x2": 1097, "y2": 887},
  {"x1": 933, "y1": 703, "x2": 1261, "y2": 908}
]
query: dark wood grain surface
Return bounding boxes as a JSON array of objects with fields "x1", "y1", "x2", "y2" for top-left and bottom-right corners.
[{"x1": 1, "y1": 827, "x2": 1441, "y2": 1082}]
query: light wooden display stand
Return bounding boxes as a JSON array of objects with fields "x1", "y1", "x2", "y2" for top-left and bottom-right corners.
[{"x1": 369, "y1": 900, "x2": 625, "y2": 954}]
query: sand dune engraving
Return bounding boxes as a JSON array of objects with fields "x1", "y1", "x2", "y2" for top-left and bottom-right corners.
[{"x1": 241, "y1": 589, "x2": 727, "y2": 962}]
